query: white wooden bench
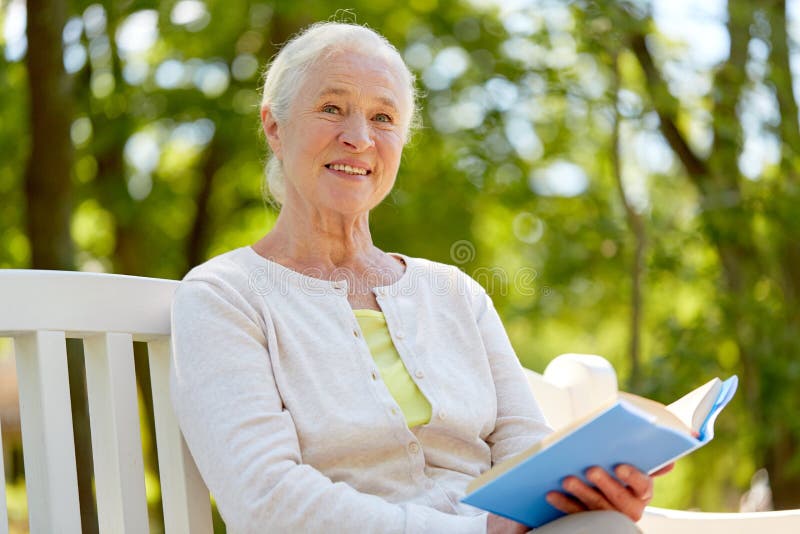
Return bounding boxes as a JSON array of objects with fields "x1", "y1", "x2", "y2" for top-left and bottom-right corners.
[
  {"x1": 0, "y1": 270, "x2": 210, "y2": 534},
  {"x1": 0, "y1": 269, "x2": 798, "y2": 533}
]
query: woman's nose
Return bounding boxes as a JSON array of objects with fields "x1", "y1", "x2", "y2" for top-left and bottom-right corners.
[{"x1": 339, "y1": 115, "x2": 375, "y2": 151}]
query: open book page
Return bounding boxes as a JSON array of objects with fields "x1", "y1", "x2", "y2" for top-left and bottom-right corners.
[
  {"x1": 694, "y1": 376, "x2": 738, "y2": 440},
  {"x1": 617, "y1": 393, "x2": 694, "y2": 435},
  {"x1": 665, "y1": 378, "x2": 722, "y2": 433}
]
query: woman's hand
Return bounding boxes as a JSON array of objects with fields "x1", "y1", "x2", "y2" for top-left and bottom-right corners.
[
  {"x1": 545, "y1": 463, "x2": 674, "y2": 522},
  {"x1": 487, "y1": 513, "x2": 529, "y2": 534}
]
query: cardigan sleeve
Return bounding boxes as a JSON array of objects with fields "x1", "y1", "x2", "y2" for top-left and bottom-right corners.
[
  {"x1": 170, "y1": 275, "x2": 488, "y2": 534},
  {"x1": 468, "y1": 279, "x2": 553, "y2": 466}
]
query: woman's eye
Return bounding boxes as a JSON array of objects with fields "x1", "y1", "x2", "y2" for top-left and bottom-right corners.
[
  {"x1": 322, "y1": 105, "x2": 340, "y2": 114},
  {"x1": 374, "y1": 113, "x2": 392, "y2": 123}
]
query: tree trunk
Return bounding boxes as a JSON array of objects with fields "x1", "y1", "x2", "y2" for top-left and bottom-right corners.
[
  {"x1": 765, "y1": 0, "x2": 800, "y2": 307},
  {"x1": 765, "y1": 430, "x2": 800, "y2": 508},
  {"x1": 610, "y1": 51, "x2": 645, "y2": 391},
  {"x1": 185, "y1": 138, "x2": 224, "y2": 273},
  {"x1": 24, "y1": 0, "x2": 74, "y2": 270}
]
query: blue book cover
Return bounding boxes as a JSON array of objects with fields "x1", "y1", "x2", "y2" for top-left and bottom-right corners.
[{"x1": 462, "y1": 376, "x2": 738, "y2": 528}]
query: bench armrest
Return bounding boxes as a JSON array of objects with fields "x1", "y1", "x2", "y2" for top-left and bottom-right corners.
[
  {"x1": 524, "y1": 353, "x2": 618, "y2": 429},
  {"x1": 640, "y1": 506, "x2": 800, "y2": 533}
]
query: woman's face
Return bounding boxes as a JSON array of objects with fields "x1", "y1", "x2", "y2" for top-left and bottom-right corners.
[{"x1": 264, "y1": 50, "x2": 410, "y2": 216}]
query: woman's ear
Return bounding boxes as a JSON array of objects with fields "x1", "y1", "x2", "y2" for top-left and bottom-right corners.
[{"x1": 261, "y1": 106, "x2": 282, "y2": 159}]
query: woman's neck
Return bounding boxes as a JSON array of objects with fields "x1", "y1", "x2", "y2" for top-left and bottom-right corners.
[{"x1": 254, "y1": 204, "x2": 382, "y2": 272}]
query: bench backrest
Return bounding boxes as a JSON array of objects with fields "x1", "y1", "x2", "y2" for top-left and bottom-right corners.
[{"x1": 0, "y1": 270, "x2": 211, "y2": 534}]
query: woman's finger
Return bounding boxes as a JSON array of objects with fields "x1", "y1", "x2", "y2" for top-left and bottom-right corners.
[
  {"x1": 587, "y1": 467, "x2": 647, "y2": 521},
  {"x1": 561, "y1": 475, "x2": 616, "y2": 511},
  {"x1": 613, "y1": 464, "x2": 654, "y2": 501},
  {"x1": 545, "y1": 490, "x2": 588, "y2": 514},
  {"x1": 652, "y1": 463, "x2": 675, "y2": 477}
]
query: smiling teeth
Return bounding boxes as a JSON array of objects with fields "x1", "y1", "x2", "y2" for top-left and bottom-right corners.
[{"x1": 329, "y1": 164, "x2": 368, "y2": 175}]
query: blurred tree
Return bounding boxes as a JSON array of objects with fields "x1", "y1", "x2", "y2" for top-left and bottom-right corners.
[
  {"x1": 24, "y1": 0, "x2": 74, "y2": 270},
  {"x1": 616, "y1": 0, "x2": 800, "y2": 507}
]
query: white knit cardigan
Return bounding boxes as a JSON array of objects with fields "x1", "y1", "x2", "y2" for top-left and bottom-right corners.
[{"x1": 170, "y1": 246, "x2": 551, "y2": 533}]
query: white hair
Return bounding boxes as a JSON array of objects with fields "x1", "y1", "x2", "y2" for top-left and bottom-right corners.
[{"x1": 260, "y1": 22, "x2": 420, "y2": 206}]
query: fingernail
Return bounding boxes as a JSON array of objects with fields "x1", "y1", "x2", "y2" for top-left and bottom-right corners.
[
  {"x1": 587, "y1": 468, "x2": 600, "y2": 482},
  {"x1": 617, "y1": 465, "x2": 631, "y2": 478}
]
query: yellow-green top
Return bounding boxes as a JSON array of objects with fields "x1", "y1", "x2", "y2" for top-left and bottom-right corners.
[{"x1": 354, "y1": 309, "x2": 432, "y2": 428}]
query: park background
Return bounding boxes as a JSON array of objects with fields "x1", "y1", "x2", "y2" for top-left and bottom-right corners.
[{"x1": 1, "y1": 0, "x2": 799, "y2": 532}]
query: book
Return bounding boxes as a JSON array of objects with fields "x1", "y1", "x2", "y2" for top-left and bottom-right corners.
[{"x1": 461, "y1": 375, "x2": 738, "y2": 528}]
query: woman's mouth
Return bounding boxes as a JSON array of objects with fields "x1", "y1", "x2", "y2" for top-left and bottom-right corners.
[{"x1": 325, "y1": 163, "x2": 371, "y2": 176}]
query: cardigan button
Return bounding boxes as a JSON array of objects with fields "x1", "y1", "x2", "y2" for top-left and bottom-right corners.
[
  {"x1": 371, "y1": 370, "x2": 379, "y2": 381},
  {"x1": 408, "y1": 442, "x2": 420, "y2": 454},
  {"x1": 353, "y1": 328, "x2": 360, "y2": 338},
  {"x1": 395, "y1": 329, "x2": 405, "y2": 339},
  {"x1": 414, "y1": 369, "x2": 424, "y2": 379}
]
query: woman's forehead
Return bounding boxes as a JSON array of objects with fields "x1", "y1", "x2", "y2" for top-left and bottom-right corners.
[{"x1": 302, "y1": 51, "x2": 410, "y2": 105}]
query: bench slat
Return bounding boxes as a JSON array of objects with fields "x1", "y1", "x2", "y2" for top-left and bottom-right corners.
[
  {"x1": 148, "y1": 339, "x2": 212, "y2": 534},
  {"x1": 84, "y1": 333, "x2": 150, "y2": 533},
  {"x1": 14, "y1": 331, "x2": 82, "y2": 533}
]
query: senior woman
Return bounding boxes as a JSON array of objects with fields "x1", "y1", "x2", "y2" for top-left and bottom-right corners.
[{"x1": 171, "y1": 22, "x2": 663, "y2": 533}]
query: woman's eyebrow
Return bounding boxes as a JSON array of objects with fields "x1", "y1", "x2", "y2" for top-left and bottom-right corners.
[
  {"x1": 317, "y1": 87, "x2": 349, "y2": 100},
  {"x1": 376, "y1": 96, "x2": 399, "y2": 112}
]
